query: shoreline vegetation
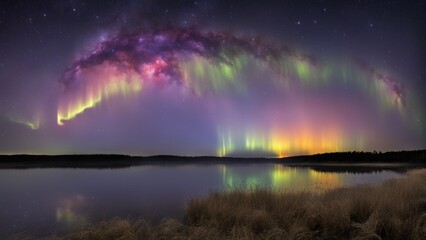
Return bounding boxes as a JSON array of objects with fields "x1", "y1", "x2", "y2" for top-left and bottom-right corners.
[
  {"x1": 0, "y1": 150, "x2": 425, "y2": 169},
  {"x1": 18, "y1": 168, "x2": 425, "y2": 240}
]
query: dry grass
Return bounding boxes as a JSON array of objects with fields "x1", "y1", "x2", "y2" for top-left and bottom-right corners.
[{"x1": 23, "y1": 169, "x2": 426, "y2": 240}]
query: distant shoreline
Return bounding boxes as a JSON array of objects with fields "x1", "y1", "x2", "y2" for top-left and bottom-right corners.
[{"x1": 0, "y1": 150, "x2": 424, "y2": 169}]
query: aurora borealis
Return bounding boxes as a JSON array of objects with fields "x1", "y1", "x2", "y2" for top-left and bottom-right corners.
[{"x1": 0, "y1": 0, "x2": 425, "y2": 156}]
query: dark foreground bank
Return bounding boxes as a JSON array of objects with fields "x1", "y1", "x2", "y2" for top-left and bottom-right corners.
[
  {"x1": 13, "y1": 169, "x2": 425, "y2": 240},
  {"x1": 0, "y1": 150, "x2": 425, "y2": 169}
]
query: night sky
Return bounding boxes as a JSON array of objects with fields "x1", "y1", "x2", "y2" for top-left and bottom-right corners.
[{"x1": 0, "y1": 0, "x2": 425, "y2": 156}]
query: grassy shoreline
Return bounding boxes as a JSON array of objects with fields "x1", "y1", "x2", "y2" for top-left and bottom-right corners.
[{"x1": 29, "y1": 169, "x2": 426, "y2": 240}]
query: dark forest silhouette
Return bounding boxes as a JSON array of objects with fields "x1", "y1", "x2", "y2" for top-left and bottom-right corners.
[{"x1": 0, "y1": 150, "x2": 424, "y2": 169}]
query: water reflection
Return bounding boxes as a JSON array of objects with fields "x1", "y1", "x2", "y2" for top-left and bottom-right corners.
[
  {"x1": 0, "y1": 163, "x2": 404, "y2": 238},
  {"x1": 220, "y1": 164, "x2": 392, "y2": 192},
  {"x1": 56, "y1": 194, "x2": 87, "y2": 227}
]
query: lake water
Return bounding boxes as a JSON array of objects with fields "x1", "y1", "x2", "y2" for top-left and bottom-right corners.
[{"x1": 0, "y1": 163, "x2": 404, "y2": 238}]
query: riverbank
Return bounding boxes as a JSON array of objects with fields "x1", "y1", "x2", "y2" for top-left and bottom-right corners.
[{"x1": 30, "y1": 169, "x2": 426, "y2": 240}]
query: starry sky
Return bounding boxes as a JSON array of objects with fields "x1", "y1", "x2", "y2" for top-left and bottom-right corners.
[{"x1": 0, "y1": 0, "x2": 425, "y2": 156}]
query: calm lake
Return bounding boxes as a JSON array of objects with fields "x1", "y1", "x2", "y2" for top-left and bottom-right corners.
[{"x1": 0, "y1": 163, "x2": 405, "y2": 238}]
